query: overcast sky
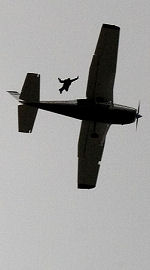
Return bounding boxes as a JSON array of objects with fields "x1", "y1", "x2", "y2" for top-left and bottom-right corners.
[{"x1": 0, "y1": 1, "x2": 150, "y2": 269}]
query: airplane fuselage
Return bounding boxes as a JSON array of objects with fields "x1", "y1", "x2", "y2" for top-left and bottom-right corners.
[{"x1": 24, "y1": 99, "x2": 137, "y2": 125}]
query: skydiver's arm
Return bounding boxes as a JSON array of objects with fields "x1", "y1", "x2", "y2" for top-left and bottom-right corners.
[
  {"x1": 70, "y1": 76, "x2": 79, "y2": 82},
  {"x1": 58, "y1": 78, "x2": 64, "y2": 83}
]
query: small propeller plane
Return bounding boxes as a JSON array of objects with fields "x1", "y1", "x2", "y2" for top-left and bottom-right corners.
[{"x1": 8, "y1": 24, "x2": 142, "y2": 189}]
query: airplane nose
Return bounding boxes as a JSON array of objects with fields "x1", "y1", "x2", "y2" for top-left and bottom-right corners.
[{"x1": 137, "y1": 113, "x2": 142, "y2": 119}]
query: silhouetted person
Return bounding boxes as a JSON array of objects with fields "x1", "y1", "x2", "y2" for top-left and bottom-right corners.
[{"x1": 58, "y1": 76, "x2": 79, "y2": 94}]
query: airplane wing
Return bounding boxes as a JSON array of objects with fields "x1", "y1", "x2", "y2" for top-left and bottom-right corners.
[
  {"x1": 78, "y1": 121, "x2": 110, "y2": 189},
  {"x1": 86, "y1": 24, "x2": 120, "y2": 102}
]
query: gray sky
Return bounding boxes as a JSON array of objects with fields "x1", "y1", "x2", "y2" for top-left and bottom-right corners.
[{"x1": 0, "y1": 1, "x2": 150, "y2": 269}]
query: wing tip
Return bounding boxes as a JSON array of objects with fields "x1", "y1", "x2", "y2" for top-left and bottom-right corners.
[
  {"x1": 78, "y1": 184, "x2": 96, "y2": 189},
  {"x1": 26, "y1": 73, "x2": 40, "y2": 78},
  {"x1": 103, "y1": 24, "x2": 120, "y2": 30}
]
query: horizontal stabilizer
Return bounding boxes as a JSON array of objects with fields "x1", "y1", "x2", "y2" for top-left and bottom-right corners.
[
  {"x1": 18, "y1": 104, "x2": 38, "y2": 133},
  {"x1": 7, "y1": 91, "x2": 20, "y2": 100},
  {"x1": 20, "y1": 73, "x2": 40, "y2": 102},
  {"x1": 8, "y1": 73, "x2": 40, "y2": 133},
  {"x1": 18, "y1": 73, "x2": 40, "y2": 133}
]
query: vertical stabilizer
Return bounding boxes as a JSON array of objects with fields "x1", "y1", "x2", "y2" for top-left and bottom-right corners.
[{"x1": 7, "y1": 91, "x2": 20, "y2": 100}]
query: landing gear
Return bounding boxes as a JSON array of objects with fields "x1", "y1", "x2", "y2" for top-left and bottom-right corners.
[{"x1": 91, "y1": 122, "x2": 99, "y2": 138}]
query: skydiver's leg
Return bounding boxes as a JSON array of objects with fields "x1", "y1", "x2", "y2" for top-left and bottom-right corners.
[{"x1": 59, "y1": 86, "x2": 65, "y2": 94}]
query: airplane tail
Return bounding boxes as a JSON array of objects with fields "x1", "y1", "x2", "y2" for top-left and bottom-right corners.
[{"x1": 8, "y1": 73, "x2": 40, "y2": 133}]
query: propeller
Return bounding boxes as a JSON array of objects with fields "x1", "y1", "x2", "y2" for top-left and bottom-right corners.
[{"x1": 136, "y1": 101, "x2": 142, "y2": 130}]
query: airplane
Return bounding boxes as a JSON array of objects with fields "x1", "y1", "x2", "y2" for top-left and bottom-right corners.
[{"x1": 8, "y1": 24, "x2": 142, "y2": 189}]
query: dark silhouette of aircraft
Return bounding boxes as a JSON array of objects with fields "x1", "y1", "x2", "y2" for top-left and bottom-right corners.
[
  {"x1": 8, "y1": 24, "x2": 142, "y2": 189},
  {"x1": 58, "y1": 76, "x2": 79, "y2": 93}
]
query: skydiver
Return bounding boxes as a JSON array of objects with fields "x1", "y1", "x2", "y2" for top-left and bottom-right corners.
[{"x1": 58, "y1": 76, "x2": 79, "y2": 94}]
